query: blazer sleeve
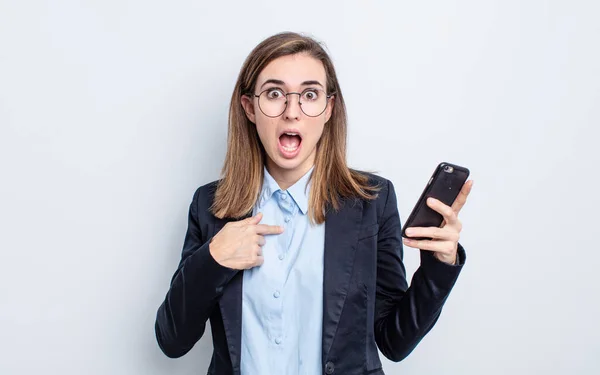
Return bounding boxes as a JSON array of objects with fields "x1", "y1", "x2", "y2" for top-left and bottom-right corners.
[
  {"x1": 154, "y1": 186, "x2": 239, "y2": 358},
  {"x1": 374, "y1": 179, "x2": 466, "y2": 362}
]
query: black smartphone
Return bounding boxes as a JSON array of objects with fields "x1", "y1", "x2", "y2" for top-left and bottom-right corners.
[{"x1": 401, "y1": 162, "x2": 470, "y2": 240}]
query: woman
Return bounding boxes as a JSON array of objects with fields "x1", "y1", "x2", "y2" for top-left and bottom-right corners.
[{"x1": 155, "y1": 32, "x2": 473, "y2": 375}]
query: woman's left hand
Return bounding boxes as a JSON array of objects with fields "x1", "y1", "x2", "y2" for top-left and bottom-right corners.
[{"x1": 402, "y1": 180, "x2": 474, "y2": 265}]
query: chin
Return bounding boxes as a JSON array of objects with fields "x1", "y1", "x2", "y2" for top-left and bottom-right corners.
[
  {"x1": 272, "y1": 157, "x2": 303, "y2": 170},
  {"x1": 268, "y1": 150, "x2": 309, "y2": 171}
]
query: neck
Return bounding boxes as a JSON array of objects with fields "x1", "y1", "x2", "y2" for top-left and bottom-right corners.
[{"x1": 266, "y1": 157, "x2": 314, "y2": 191}]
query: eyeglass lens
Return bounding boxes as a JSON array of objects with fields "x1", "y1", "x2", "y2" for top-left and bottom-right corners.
[{"x1": 257, "y1": 88, "x2": 329, "y2": 117}]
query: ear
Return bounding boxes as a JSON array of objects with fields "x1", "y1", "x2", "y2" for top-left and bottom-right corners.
[
  {"x1": 241, "y1": 94, "x2": 257, "y2": 124},
  {"x1": 324, "y1": 95, "x2": 335, "y2": 123}
]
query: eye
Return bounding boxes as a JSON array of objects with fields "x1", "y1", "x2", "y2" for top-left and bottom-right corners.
[
  {"x1": 266, "y1": 88, "x2": 285, "y2": 100},
  {"x1": 302, "y1": 89, "x2": 319, "y2": 101}
]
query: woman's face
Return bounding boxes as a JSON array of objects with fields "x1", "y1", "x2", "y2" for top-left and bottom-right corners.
[{"x1": 241, "y1": 53, "x2": 334, "y2": 179}]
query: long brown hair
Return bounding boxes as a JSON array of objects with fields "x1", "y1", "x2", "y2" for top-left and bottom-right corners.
[{"x1": 211, "y1": 32, "x2": 381, "y2": 225}]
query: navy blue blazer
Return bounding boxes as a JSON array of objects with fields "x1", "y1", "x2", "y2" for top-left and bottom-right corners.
[{"x1": 155, "y1": 172, "x2": 466, "y2": 375}]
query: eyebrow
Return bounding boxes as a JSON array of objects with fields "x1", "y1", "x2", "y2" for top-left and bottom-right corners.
[{"x1": 260, "y1": 79, "x2": 324, "y2": 89}]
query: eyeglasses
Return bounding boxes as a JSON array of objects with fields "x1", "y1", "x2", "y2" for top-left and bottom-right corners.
[{"x1": 249, "y1": 87, "x2": 334, "y2": 118}]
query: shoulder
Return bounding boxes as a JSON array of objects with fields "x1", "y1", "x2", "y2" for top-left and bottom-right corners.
[
  {"x1": 192, "y1": 179, "x2": 220, "y2": 203},
  {"x1": 186, "y1": 179, "x2": 221, "y2": 221},
  {"x1": 350, "y1": 168, "x2": 394, "y2": 198},
  {"x1": 349, "y1": 169, "x2": 397, "y2": 221}
]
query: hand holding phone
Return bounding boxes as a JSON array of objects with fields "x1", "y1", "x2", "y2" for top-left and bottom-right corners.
[{"x1": 401, "y1": 162, "x2": 470, "y2": 241}]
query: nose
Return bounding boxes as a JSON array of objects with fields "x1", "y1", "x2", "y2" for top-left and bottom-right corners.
[{"x1": 283, "y1": 92, "x2": 302, "y2": 120}]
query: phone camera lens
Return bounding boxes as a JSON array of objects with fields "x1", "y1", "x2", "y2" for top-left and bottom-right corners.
[{"x1": 443, "y1": 166, "x2": 454, "y2": 173}]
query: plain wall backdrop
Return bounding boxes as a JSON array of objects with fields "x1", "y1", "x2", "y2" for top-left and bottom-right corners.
[{"x1": 1, "y1": 0, "x2": 599, "y2": 374}]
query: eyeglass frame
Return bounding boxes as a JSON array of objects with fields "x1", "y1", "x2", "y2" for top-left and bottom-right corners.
[{"x1": 246, "y1": 87, "x2": 336, "y2": 118}]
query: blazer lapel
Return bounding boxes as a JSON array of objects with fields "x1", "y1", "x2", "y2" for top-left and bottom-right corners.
[
  {"x1": 322, "y1": 196, "x2": 364, "y2": 360},
  {"x1": 214, "y1": 212, "x2": 251, "y2": 374}
]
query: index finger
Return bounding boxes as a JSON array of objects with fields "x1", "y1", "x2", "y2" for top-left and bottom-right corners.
[{"x1": 254, "y1": 223, "x2": 284, "y2": 235}]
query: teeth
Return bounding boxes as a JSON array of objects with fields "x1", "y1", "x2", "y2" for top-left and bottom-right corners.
[{"x1": 280, "y1": 131, "x2": 301, "y2": 154}]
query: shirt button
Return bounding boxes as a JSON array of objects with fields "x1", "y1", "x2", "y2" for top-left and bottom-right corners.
[
  {"x1": 273, "y1": 290, "x2": 280, "y2": 298},
  {"x1": 325, "y1": 361, "x2": 335, "y2": 374},
  {"x1": 284, "y1": 216, "x2": 291, "y2": 222},
  {"x1": 275, "y1": 337, "x2": 282, "y2": 345},
  {"x1": 280, "y1": 192, "x2": 287, "y2": 199},
  {"x1": 278, "y1": 253, "x2": 285, "y2": 260}
]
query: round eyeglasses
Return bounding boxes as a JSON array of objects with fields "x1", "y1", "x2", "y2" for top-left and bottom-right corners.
[{"x1": 249, "y1": 87, "x2": 334, "y2": 118}]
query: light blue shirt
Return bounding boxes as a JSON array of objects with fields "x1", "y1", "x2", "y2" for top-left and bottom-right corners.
[{"x1": 240, "y1": 165, "x2": 325, "y2": 375}]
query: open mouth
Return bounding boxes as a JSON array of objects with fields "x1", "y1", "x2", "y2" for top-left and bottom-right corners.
[
  {"x1": 279, "y1": 132, "x2": 302, "y2": 151},
  {"x1": 278, "y1": 131, "x2": 302, "y2": 157}
]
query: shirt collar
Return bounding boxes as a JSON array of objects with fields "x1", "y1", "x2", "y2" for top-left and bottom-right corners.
[{"x1": 259, "y1": 165, "x2": 313, "y2": 215}]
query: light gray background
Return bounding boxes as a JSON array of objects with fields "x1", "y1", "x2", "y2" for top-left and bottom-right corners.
[{"x1": 1, "y1": 1, "x2": 598, "y2": 374}]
